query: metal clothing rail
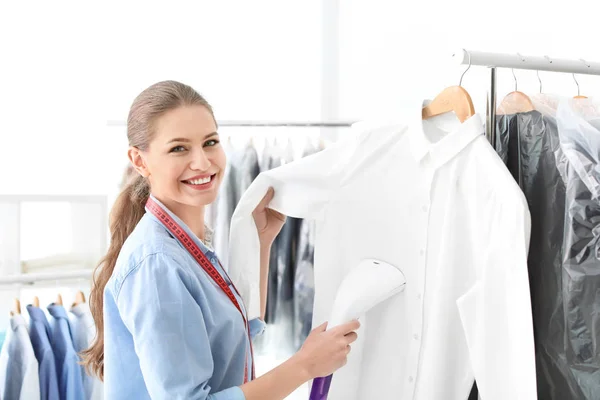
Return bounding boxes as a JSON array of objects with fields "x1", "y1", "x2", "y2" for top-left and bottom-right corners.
[
  {"x1": 452, "y1": 49, "x2": 600, "y2": 147},
  {"x1": 107, "y1": 120, "x2": 357, "y2": 128},
  {"x1": 0, "y1": 269, "x2": 93, "y2": 285}
]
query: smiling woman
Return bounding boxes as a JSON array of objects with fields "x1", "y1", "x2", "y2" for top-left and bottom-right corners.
[
  {"x1": 82, "y1": 80, "x2": 359, "y2": 400},
  {"x1": 128, "y1": 103, "x2": 226, "y2": 239}
]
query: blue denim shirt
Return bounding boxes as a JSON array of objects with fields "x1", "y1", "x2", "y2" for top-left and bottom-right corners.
[
  {"x1": 47, "y1": 304, "x2": 85, "y2": 400},
  {"x1": 104, "y1": 195, "x2": 265, "y2": 400},
  {"x1": 27, "y1": 305, "x2": 60, "y2": 400}
]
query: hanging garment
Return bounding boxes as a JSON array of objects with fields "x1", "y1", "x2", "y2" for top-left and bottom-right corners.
[
  {"x1": 103, "y1": 194, "x2": 264, "y2": 400},
  {"x1": 70, "y1": 303, "x2": 103, "y2": 400},
  {"x1": 228, "y1": 102, "x2": 537, "y2": 400},
  {"x1": 47, "y1": 304, "x2": 85, "y2": 400},
  {"x1": 495, "y1": 109, "x2": 570, "y2": 399},
  {"x1": 262, "y1": 143, "x2": 283, "y2": 325},
  {"x1": 554, "y1": 99, "x2": 600, "y2": 399},
  {"x1": 265, "y1": 140, "x2": 302, "y2": 357},
  {"x1": 0, "y1": 314, "x2": 40, "y2": 400},
  {"x1": 27, "y1": 305, "x2": 60, "y2": 400},
  {"x1": 293, "y1": 141, "x2": 322, "y2": 350},
  {"x1": 213, "y1": 140, "x2": 261, "y2": 270}
]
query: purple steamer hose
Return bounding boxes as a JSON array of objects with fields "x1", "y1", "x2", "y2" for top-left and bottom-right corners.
[{"x1": 309, "y1": 374, "x2": 333, "y2": 400}]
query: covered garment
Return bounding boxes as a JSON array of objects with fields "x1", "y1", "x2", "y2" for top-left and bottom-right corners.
[
  {"x1": 103, "y1": 194, "x2": 264, "y2": 400},
  {"x1": 27, "y1": 305, "x2": 60, "y2": 400},
  {"x1": 495, "y1": 110, "x2": 568, "y2": 399},
  {"x1": 228, "y1": 102, "x2": 537, "y2": 400},
  {"x1": 47, "y1": 304, "x2": 85, "y2": 400},
  {"x1": 69, "y1": 303, "x2": 103, "y2": 400},
  {"x1": 0, "y1": 314, "x2": 40, "y2": 400},
  {"x1": 554, "y1": 99, "x2": 600, "y2": 399},
  {"x1": 495, "y1": 98, "x2": 600, "y2": 399}
]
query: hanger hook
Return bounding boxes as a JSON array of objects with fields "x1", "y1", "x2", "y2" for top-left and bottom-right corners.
[
  {"x1": 511, "y1": 69, "x2": 518, "y2": 92},
  {"x1": 459, "y1": 49, "x2": 471, "y2": 87},
  {"x1": 572, "y1": 73, "x2": 581, "y2": 97},
  {"x1": 537, "y1": 70, "x2": 542, "y2": 93}
]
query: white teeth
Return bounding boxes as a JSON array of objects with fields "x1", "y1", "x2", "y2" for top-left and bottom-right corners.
[{"x1": 187, "y1": 176, "x2": 211, "y2": 185}]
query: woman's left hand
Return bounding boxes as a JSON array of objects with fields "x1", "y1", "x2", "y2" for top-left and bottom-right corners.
[{"x1": 252, "y1": 187, "x2": 286, "y2": 247}]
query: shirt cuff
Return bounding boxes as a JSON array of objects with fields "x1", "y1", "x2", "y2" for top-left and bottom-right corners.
[
  {"x1": 248, "y1": 318, "x2": 266, "y2": 339},
  {"x1": 209, "y1": 386, "x2": 246, "y2": 400}
]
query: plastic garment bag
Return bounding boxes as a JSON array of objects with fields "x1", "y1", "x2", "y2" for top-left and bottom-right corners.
[
  {"x1": 496, "y1": 107, "x2": 570, "y2": 399},
  {"x1": 495, "y1": 96, "x2": 600, "y2": 399},
  {"x1": 554, "y1": 98, "x2": 600, "y2": 399}
]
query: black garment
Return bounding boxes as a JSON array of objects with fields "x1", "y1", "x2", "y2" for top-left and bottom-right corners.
[{"x1": 496, "y1": 108, "x2": 600, "y2": 399}]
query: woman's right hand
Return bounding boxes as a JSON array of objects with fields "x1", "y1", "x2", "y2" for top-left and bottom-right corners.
[{"x1": 293, "y1": 319, "x2": 360, "y2": 379}]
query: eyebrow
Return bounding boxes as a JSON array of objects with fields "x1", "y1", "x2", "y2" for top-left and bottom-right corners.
[{"x1": 166, "y1": 132, "x2": 218, "y2": 144}]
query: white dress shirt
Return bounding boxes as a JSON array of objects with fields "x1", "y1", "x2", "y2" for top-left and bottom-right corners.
[
  {"x1": 0, "y1": 314, "x2": 40, "y2": 400},
  {"x1": 70, "y1": 303, "x2": 104, "y2": 400},
  {"x1": 228, "y1": 101, "x2": 538, "y2": 399}
]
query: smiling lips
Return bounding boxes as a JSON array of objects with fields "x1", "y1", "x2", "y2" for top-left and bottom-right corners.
[{"x1": 182, "y1": 174, "x2": 216, "y2": 190}]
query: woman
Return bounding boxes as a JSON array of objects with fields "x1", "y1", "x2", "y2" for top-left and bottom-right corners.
[{"x1": 82, "y1": 80, "x2": 359, "y2": 400}]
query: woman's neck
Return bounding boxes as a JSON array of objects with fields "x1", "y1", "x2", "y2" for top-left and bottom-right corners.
[{"x1": 153, "y1": 195, "x2": 206, "y2": 240}]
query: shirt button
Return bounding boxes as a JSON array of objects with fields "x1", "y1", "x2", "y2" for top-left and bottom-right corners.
[
  {"x1": 408, "y1": 376, "x2": 414, "y2": 383},
  {"x1": 422, "y1": 205, "x2": 428, "y2": 212},
  {"x1": 210, "y1": 258, "x2": 217, "y2": 264},
  {"x1": 417, "y1": 293, "x2": 422, "y2": 300},
  {"x1": 413, "y1": 334, "x2": 419, "y2": 340},
  {"x1": 419, "y1": 249, "x2": 425, "y2": 256}
]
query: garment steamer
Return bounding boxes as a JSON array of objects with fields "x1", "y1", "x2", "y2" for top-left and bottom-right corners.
[{"x1": 308, "y1": 259, "x2": 407, "y2": 400}]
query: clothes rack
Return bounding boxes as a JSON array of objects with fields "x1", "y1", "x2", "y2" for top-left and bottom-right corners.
[
  {"x1": 107, "y1": 120, "x2": 357, "y2": 128},
  {"x1": 0, "y1": 269, "x2": 93, "y2": 286},
  {"x1": 452, "y1": 49, "x2": 600, "y2": 147}
]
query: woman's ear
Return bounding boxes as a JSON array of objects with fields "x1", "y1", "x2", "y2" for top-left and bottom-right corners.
[{"x1": 127, "y1": 147, "x2": 150, "y2": 178}]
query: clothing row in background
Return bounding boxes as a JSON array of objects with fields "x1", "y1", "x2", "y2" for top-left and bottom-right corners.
[
  {"x1": 205, "y1": 133, "x2": 327, "y2": 358},
  {"x1": 0, "y1": 293, "x2": 102, "y2": 400},
  {"x1": 495, "y1": 93, "x2": 600, "y2": 400}
]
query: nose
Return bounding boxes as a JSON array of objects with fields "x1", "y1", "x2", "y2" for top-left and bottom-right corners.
[{"x1": 190, "y1": 148, "x2": 211, "y2": 171}]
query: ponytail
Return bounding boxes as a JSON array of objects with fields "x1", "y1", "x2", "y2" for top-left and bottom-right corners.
[{"x1": 82, "y1": 174, "x2": 149, "y2": 379}]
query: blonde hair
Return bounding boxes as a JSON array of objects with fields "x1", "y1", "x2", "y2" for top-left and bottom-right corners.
[{"x1": 82, "y1": 80, "x2": 215, "y2": 379}]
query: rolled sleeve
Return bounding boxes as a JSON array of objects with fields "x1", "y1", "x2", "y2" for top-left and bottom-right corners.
[
  {"x1": 117, "y1": 253, "x2": 246, "y2": 400},
  {"x1": 248, "y1": 318, "x2": 266, "y2": 339}
]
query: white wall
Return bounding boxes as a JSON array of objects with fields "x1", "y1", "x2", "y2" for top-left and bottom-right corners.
[
  {"x1": 337, "y1": 0, "x2": 600, "y2": 121},
  {"x1": 0, "y1": 1, "x2": 323, "y2": 199}
]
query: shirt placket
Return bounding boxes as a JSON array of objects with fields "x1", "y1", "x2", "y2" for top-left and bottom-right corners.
[{"x1": 405, "y1": 163, "x2": 434, "y2": 399}]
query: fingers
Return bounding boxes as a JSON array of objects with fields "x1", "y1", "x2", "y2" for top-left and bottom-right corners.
[
  {"x1": 328, "y1": 319, "x2": 361, "y2": 336},
  {"x1": 256, "y1": 187, "x2": 275, "y2": 211},
  {"x1": 344, "y1": 331, "x2": 358, "y2": 344},
  {"x1": 270, "y1": 209, "x2": 286, "y2": 222},
  {"x1": 312, "y1": 321, "x2": 328, "y2": 333}
]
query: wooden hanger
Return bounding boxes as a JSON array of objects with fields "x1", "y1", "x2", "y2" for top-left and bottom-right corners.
[
  {"x1": 497, "y1": 69, "x2": 534, "y2": 115},
  {"x1": 10, "y1": 298, "x2": 21, "y2": 316},
  {"x1": 72, "y1": 291, "x2": 86, "y2": 308},
  {"x1": 33, "y1": 296, "x2": 40, "y2": 307},
  {"x1": 56, "y1": 294, "x2": 63, "y2": 306},
  {"x1": 422, "y1": 50, "x2": 475, "y2": 123}
]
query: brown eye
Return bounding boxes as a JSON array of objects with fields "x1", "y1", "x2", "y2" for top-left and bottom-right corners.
[{"x1": 169, "y1": 146, "x2": 186, "y2": 153}]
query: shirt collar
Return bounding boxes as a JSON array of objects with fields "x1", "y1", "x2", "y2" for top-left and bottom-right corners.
[
  {"x1": 70, "y1": 302, "x2": 90, "y2": 317},
  {"x1": 26, "y1": 305, "x2": 50, "y2": 326},
  {"x1": 10, "y1": 314, "x2": 27, "y2": 331},
  {"x1": 146, "y1": 194, "x2": 214, "y2": 254},
  {"x1": 409, "y1": 97, "x2": 484, "y2": 169},
  {"x1": 47, "y1": 303, "x2": 69, "y2": 320}
]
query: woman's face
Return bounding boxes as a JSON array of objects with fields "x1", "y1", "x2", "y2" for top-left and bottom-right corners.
[{"x1": 129, "y1": 105, "x2": 226, "y2": 211}]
